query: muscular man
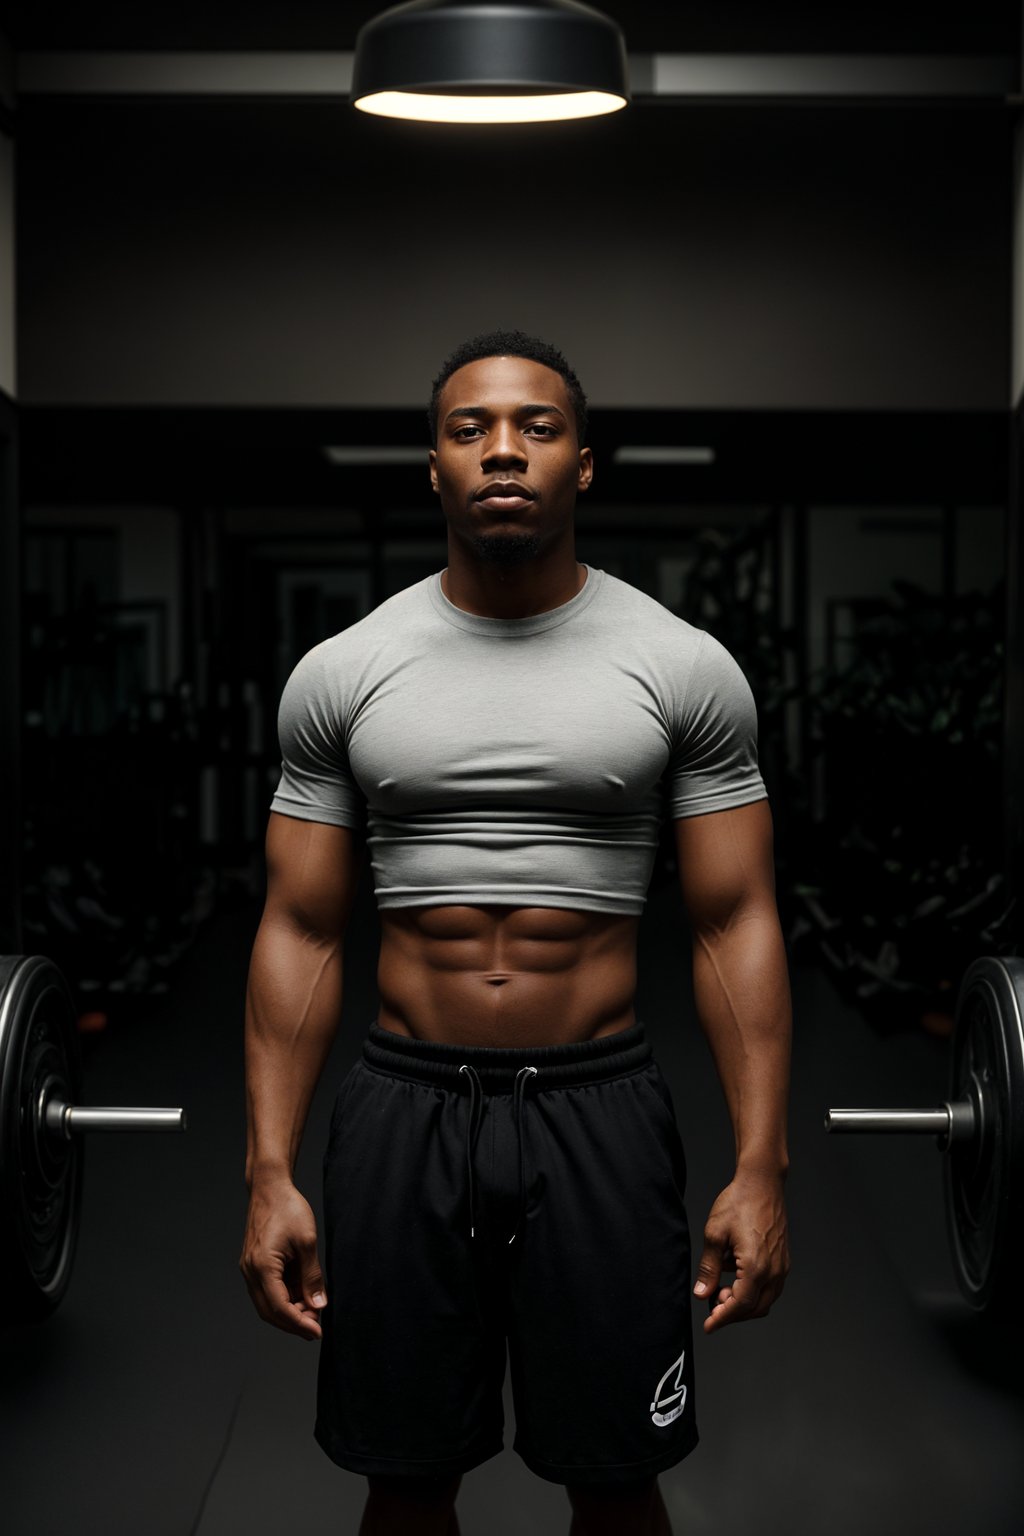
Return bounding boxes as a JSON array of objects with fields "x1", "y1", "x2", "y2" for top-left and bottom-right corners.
[{"x1": 240, "y1": 329, "x2": 792, "y2": 1536}]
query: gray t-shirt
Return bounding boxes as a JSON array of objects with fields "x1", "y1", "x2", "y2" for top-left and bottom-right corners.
[{"x1": 269, "y1": 564, "x2": 768, "y2": 917}]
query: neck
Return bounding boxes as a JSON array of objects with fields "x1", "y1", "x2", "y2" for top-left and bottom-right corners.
[{"x1": 441, "y1": 560, "x2": 586, "y2": 620}]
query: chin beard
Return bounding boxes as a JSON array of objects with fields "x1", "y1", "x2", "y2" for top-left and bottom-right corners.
[{"x1": 470, "y1": 530, "x2": 543, "y2": 570}]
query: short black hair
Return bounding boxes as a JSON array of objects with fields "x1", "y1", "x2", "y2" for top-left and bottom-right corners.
[{"x1": 427, "y1": 328, "x2": 589, "y2": 450}]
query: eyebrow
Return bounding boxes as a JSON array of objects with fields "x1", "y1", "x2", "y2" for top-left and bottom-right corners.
[{"x1": 444, "y1": 402, "x2": 567, "y2": 425}]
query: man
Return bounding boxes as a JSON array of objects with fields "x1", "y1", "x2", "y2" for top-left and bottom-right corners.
[{"x1": 240, "y1": 329, "x2": 791, "y2": 1536}]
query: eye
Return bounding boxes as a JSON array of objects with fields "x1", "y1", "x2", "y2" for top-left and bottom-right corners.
[{"x1": 453, "y1": 423, "x2": 555, "y2": 439}]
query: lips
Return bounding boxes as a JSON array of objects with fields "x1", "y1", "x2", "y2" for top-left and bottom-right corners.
[
  {"x1": 477, "y1": 493, "x2": 534, "y2": 510},
  {"x1": 475, "y1": 481, "x2": 535, "y2": 509}
]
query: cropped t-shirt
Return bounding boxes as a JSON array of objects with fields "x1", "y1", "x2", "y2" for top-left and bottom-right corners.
[{"x1": 269, "y1": 564, "x2": 768, "y2": 917}]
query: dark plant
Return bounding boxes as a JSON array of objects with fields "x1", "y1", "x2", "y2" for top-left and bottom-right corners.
[
  {"x1": 788, "y1": 576, "x2": 1015, "y2": 1029},
  {"x1": 669, "y1": 523, "x2": 1016, "y2": 1032}
]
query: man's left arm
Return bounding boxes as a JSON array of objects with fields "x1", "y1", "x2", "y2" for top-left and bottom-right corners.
[{"x1": 674, "y1": 797, "x2": 792, "y2": 1335}]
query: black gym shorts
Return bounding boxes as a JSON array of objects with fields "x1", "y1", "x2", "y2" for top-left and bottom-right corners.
[{"x1": 315, "y1": 1019, "x2": 699, "y2": 1486}]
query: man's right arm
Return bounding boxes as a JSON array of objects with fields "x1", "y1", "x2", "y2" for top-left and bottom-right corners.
[{"x1": 244, "y1": 811, "x2": 366, "y2": 1193}]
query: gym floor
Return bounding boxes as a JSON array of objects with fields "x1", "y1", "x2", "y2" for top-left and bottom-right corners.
[{"x1": 2, "y1": 880, "x2": 1022, "y2": 1536}]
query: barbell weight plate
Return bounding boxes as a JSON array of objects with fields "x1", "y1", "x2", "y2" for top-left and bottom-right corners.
[
  {"x1": 0, "y1": 954, "x2": 84, "y2": 1323},
  {"x1": 943, "y1": 954, "x2": 1024, "y2": 1317}
]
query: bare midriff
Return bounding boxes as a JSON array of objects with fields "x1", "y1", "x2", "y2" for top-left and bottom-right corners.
[{"x1": 376, "y1": 904, "x2": 640, "y2": 1047}]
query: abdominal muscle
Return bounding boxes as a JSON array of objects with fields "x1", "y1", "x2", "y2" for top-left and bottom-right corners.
[{"x1": 376, "y1": 904, "x2": 640, "y2": 1047}]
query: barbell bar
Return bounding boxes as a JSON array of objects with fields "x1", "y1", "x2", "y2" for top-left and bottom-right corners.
[
  {"x1": 2, "y1": 946, "x2": 1021, "y2": 1325},
  {"x1": 825, "y1": 953, "x2": 1024, "y2": 1319},
  {"x1": 0, "y1": 952, "x2": 187, "y2": 1324},
  {"x1": 43, "y1": 1103, "x2": 186, "y2": 1136},
  {"x1": 825, "y1": 1104, "x2": 977, "y2": 1144}
]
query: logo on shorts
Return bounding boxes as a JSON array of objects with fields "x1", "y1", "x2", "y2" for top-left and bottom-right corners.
[{"x1": 650, "y1": 1349, "x2": 687, "y2": 1427}]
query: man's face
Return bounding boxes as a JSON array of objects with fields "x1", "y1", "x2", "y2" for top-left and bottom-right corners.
[{"x1": 428, "y1": 354, "x2": 593, "y2": 571}]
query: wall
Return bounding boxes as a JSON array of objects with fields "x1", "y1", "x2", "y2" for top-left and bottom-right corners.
[
  {"x1": 0, "y1": 27, "x2": 15, "y2": 401},
  {"x1": 23, "y1": 503, "x2": 182, "y2": 684},
  {"x1": 1014, "y1": 108, "x2": 1024, "y2": 410},
  {"x1": 805, "y1": 505, "x2": 1005, "y2": 681},
  {"x1": 14, "y1": 98, "x2": 1011, "y2": 411},
  {"x1": 1006, "y1": 10, "x2": 1024, "y2": 923}
]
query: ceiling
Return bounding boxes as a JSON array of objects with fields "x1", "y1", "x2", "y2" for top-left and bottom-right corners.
[{"x1": 2, "y1": 3, "x2": 1019, "y2": 56}]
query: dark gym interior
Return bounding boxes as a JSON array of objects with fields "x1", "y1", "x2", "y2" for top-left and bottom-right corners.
[{"x1": 1, "y1": 5, "x2": 1023, "y2": 1534}]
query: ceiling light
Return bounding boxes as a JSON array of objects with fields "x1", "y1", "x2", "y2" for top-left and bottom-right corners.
[
  {"x1": 323, "y1": 446, "x2": 429, "y2": 465},
  {"x1": 350, "y1": 0, "x2": 631, "y2": 124},
  {"x1": 612, "y1": 447, "x2": 717, "y2": 466}
]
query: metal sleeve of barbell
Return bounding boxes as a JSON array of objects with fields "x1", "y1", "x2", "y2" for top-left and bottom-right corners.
[
  {"x1": 825, "y1": 1108, "x2": 950, "y2": 1134},
  {"x1": 46, "y1": 1103, "x2": 187, "y2": 1134}
]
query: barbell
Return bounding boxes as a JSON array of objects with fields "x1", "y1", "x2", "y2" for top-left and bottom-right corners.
[
  {"x1": 0, "y1": 953, "x2": 187, "y2": 1324},
  {"x1": 825, "y1": 953, "x2": 1023, "y2": 1318},
  {"x1": 0, "y1": 946, "x2": 1020, "y2": 1324}
]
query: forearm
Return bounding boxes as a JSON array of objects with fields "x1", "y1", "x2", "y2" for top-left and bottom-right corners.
[
  {"x1": 244, "y1": 915, "x2": 344, "y2": 1190},
  {"x1": 691, "y1": 907, "x2": 792, "y2": 1176}
]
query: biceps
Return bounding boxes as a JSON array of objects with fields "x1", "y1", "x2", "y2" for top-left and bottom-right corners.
[{"x1": 673, "y1": 799, "x2": 776, "y2": 936}]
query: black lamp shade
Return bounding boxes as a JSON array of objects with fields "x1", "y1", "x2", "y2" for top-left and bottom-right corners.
[{"x1": 350, "y1": 0, "x2": 631, "y2": 102}]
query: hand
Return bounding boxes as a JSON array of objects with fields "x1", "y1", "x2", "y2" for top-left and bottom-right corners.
[
  {"x1": 693, "y1": 1169, "x2": 790, "y2": 1334},
  {"x1": 239, "y1": 1177, "x2": 329, "y2": 1342}
]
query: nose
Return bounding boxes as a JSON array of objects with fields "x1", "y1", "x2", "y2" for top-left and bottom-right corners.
[{"x1": 481, "y1": 422, "x2": 528, "y2": 467}]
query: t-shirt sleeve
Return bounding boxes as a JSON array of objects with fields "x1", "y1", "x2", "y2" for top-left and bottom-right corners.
[
  {"x1": 268, "y1": 645, "x2": 367, "y2": 832},
  {"x1": 667, "y1": 631, "x2": 769, "y2": 819}
]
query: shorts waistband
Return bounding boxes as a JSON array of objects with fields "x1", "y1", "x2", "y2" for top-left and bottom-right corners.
[{"x1": 362, "y1": 1018, "x2": 652, "y2": 1092}]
